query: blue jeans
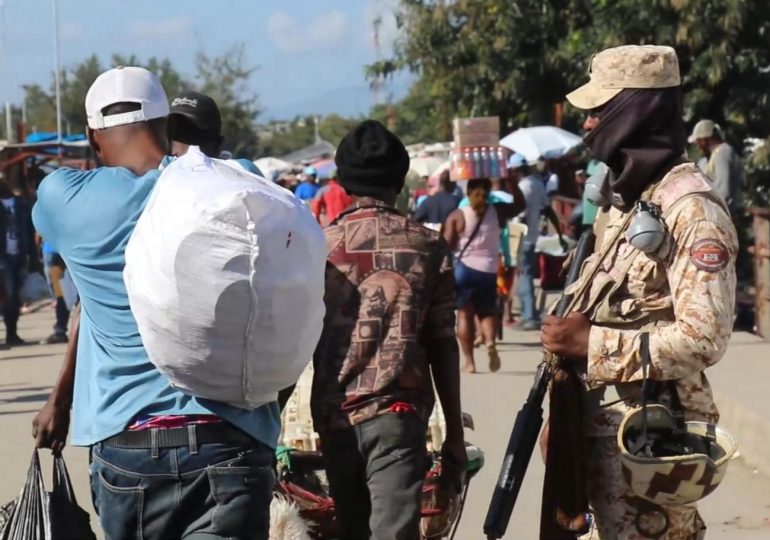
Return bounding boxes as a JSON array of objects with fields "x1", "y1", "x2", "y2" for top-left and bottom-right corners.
[
  {"x1": 90, "y1": 437, "x2": 275, "y2": 540},
  {"x1": 42, "y1": 252, "x2": 69, "y2": 335},
  {"x1": 516, "y1": 242, "x2": 539, "y2": 323}
]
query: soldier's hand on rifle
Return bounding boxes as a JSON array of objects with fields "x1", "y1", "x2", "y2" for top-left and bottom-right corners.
[{"x1": 541, "y1": 312, "x2": 591, "y2": 359}]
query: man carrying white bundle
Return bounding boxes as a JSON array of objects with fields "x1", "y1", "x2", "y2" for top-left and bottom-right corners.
[{"x1": 32, "y1": 66, "x2": 325, "y2": 540}]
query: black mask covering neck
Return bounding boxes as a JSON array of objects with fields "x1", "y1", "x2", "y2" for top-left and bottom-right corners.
[{"x1": 583, "y1": 88, "x2": 687, "y2": 209}]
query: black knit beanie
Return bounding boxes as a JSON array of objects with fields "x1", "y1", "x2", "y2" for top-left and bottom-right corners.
[{"x1": 335, "y1": 120, "x2": 410, "y2": 198}]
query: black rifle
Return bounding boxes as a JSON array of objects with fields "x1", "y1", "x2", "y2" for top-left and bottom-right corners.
[{"x1": 483, "y1": 230, "x2": 596, "y2": 540}]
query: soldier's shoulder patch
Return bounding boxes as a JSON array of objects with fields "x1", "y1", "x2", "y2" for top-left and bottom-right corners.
[{"x1": 690, "y1": 239, "x2": 729, "y2": 272}]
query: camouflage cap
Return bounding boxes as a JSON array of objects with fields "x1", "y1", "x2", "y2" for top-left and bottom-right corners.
[{"x1": 567, "y1": 45, "x2": 681, "y2": 110}]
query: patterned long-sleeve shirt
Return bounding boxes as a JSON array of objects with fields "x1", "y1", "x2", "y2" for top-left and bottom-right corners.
[{"x1": 311, "y1": 202, "x2": 457, "y2": 432}]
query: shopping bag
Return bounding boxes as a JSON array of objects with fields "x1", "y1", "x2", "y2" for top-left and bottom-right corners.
[
  {"x1": 0, "y1": 450, "x2": 96, "y2": 540},
  {"x1": 49, "y1": 456, "x2": 96, "y2": 540},
  {"x1": 0, "y1": 450, "x2": 50, "y2": 540}
]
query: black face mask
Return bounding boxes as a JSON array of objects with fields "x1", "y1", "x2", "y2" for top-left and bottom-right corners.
[{"x1": 583, "y1": 88, "x2": 687, "y2": 209}]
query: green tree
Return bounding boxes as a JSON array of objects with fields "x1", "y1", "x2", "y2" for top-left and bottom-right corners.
[
  {"x1": 258, "y1": 117, "x2": 316, "y2": 158},
  {"x1": 557, "y1": 0, "x2": 770, "y2": 145},
  {"x1": 319, "y1": 114, "x2": 360, "y2": 147},
  {"x1": 21, "y1": 84, "x2": 56, "y2": 133},
  {"x1": 368, "y1": 1, "x2": 575, "y2": 134},
  {"x1": 111, "y1": 54, "x2": 191, "y2": 100},
  {"x1": 195, "y1": 44, "x2": 261, "y2": 158},
  {"x1": 373, "y1": 0, "x2": 770, "y2": 145},
  {"x1": 57, "y1": 54, "x2": 104, "y2": 134},
  {"x1": 369, "y1": 79, "x2": 453, "y2": 144},
  {"x1": 18, "y1": 48, "x2": 262, "y2": 156}
]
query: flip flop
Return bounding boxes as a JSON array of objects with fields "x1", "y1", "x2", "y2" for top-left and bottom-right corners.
[{"x1": 487, "y1": 344, "x2": 501, "y2": 373}]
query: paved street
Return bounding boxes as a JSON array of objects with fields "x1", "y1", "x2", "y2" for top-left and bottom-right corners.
[{"x1": 1, "y1": 306, "x2": 770, "y2": 539}]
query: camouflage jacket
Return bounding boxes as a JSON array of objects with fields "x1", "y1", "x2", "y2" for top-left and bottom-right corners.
[{"x1": 568, "y1": 163, "x2": 738, "y2": 436}]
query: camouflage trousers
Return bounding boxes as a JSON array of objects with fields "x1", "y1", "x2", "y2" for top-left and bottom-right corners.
[{"x1": 579, "y1": 437, "x2": 707, "y2": 540}]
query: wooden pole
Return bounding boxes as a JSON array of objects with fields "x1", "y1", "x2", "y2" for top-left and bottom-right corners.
[{"x1": 751, "y1": 207, "x2": 770, "y2": 338}]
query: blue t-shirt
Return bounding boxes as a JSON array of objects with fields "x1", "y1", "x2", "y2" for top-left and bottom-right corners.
[
  {"x1": 32, "y1": 165, "x2": 280, "y2": 447},
  {"x1": 294, "y1": 182, "x2": 319, "y2": 201}
]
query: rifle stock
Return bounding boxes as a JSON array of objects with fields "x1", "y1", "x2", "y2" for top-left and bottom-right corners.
[{"x1": 483, "y1": 231, "x2": 595, "y2": 540}]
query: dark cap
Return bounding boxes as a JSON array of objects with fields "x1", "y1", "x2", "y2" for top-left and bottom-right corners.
[
  {"x1": 335, "y1": 120, "x2": 410, "y2": 198},
  {"x1": 169, "y1": 91, "x2": 222, "y2": 144}
]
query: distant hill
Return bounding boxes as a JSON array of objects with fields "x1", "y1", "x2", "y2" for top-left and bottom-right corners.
[{"x1": 263, "y1": 78, "x2": 411, "y2": 121}]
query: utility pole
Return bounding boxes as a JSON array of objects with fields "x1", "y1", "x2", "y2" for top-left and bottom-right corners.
[
  {"x1": 5, "y1": 101, "x2": 12, "y2": 143},
  {"x1": 52, "y1": 0, "x2": 62, "y2": 144},
  {"x1": 371, "y1": 6, "x2": 386, "y2": 108}
]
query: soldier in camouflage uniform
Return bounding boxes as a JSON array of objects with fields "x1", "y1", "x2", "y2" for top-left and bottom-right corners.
[{"x1": 541, "y1": 45, "x2": 738, "y2": 539}]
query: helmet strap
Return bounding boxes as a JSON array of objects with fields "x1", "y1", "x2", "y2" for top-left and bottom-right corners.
[{"x1": 640, "y1": 332, "x2": 652, "y2": 443}]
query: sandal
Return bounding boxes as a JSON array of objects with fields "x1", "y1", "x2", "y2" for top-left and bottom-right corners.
[{"x1": 487, "y1": 343, "x2": 501, "y2": 373}]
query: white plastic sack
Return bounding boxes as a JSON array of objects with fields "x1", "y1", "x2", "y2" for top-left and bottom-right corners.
[{"x1": 124, "y1": 147, "x2": 326, "y2": 409}]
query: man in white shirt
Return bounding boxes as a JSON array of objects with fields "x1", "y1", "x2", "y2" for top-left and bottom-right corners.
[
  {"x1": 689, "y1": 119, "x2": 743, "y2": 214},
  {"x1": 509, "y1": 154, "x2": 563, "y2": 330}
]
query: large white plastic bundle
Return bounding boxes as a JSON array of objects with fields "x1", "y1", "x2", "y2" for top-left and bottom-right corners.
[{"x1": 124, "y1": 147, "x2": 326, "y2": 409}]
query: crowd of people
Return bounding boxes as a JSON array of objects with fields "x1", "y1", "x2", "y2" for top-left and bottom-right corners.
[{"x1": 0, "y1": 40, "x2": 738, "y2": 540}]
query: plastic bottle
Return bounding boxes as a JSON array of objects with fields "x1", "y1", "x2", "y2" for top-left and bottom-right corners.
[
  {"x1": 473, "y1": 148, "x2": 483, "y2": 179},
  {"x1": 480, "y1": 147, "x2": 490, "y2": 178},
  {"x1": 463, "y1": 148, "x2": 474, "y2": 180},
  {"x1": 497, "y1": 147, "x2": 508, "y2": 178},
  {"x1": 489, "y1": 147, "x2": 500, "y2": 178}
]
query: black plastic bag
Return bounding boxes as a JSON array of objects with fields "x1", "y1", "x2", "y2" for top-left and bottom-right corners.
[
  {"x1": 0, "y1": 450, "x2": 96, "y2": 540},
  {"x1": 49, "y1": 454, "x2": 97, "y2": 540}
]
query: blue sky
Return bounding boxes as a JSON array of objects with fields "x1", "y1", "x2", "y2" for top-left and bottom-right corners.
[{"x1": 0, "y1": 0, "x2": 410, "y2": 120}]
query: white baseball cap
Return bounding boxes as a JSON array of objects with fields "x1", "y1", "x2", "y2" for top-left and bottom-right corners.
[
  {"x1": 85, "y1": 66, "x2": 170, "y2": 129},
  {"x1": 688, "y1": 119, "x2": 721, "y2": 143}
]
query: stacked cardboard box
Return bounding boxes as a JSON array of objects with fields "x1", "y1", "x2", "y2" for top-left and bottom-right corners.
[
  {"x1": 451, "y1": 116, "x2": 506, "y2": 180},
  {"x1": 452, "y1": 116, "x2": 500, "y2": 147}
]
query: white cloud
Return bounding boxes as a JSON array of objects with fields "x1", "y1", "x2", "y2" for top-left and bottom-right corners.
[
  {"x1": 267, "y1": 10, "x2": 349, "y2": 55},
  {"x1": 130, "y1": 16, "x2": 193, "y2": 41}
]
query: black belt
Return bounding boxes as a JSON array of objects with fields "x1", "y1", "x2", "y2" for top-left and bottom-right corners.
[{"x1": 102, "y1": 423, "x2": 255, "y2": 450}]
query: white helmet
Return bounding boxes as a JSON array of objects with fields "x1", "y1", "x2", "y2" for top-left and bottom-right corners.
[{"x1": 617, "y1": 404, "x2": 738, "y2": 507}]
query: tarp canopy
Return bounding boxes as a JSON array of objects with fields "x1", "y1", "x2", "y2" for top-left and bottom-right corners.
[{"x1": 25, "y1": 132, "x2": 87, "y2": 144}]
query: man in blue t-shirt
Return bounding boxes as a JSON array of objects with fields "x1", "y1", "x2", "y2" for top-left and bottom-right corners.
[
  {"x1": 32, "y1": 66, "x2": 278, "y2": 540},
  {"x1": 295, "y1": 166, "x2": 320, "y2": 200}
]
